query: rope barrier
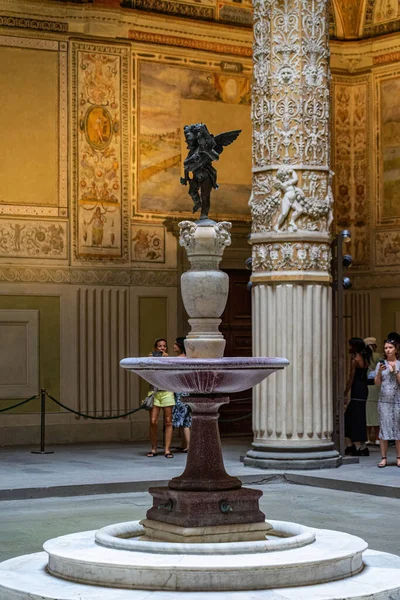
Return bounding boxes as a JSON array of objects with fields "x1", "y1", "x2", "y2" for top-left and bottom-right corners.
[
  {"x1": 0, "y1": 391, "x2": 397, "y2": 419},
  {"x1": 0, "y1": 394, "x2": 39, "y2": 413},
  {"x1": 0, "y1": 388, "x2": 397, "y2": 455},
  {"x1": 45, "y1": 392, "x2": 145, "y2": 420}
]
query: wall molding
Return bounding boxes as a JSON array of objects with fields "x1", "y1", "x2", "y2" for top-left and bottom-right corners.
[
  {"x1": 0, "y1": 266, "x2": 178, "y2": 286},
  {"x1": 0, "y1": 14, "x2": 68, "y2": 32},
  {"x1": 128, "y1": 30, "x2": 252, "y2": 57}
]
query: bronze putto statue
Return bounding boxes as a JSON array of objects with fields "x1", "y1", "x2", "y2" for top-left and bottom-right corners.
[{"x1": 180, "y1": 123, "x2": 241, "y2": 220}]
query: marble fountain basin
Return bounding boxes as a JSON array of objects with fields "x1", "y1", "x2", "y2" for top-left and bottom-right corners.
[{"x1": 119, "y1": 357, "x2": 289, "y2": 394}]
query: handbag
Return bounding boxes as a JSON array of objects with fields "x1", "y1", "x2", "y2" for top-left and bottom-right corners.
[{"x1": 142, "y1": 388, "x2": 157, "y2": 411}]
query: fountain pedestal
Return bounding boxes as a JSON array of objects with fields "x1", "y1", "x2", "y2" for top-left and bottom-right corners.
[
  {"x1": 127, "y1": 220, "x2": 286, "y2": 537},
  {"x1": 145, "y1": 394, "x2": 269, "y2": 537}
]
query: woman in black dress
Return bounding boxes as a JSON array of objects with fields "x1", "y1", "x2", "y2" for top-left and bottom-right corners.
[{"x1": 344, "y1": 337, "x2": 372, "y2": 456}]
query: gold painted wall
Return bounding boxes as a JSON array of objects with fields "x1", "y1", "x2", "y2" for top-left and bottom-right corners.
[{"x1": 0, "y1": 47, "x2": 59, "y2": 206}]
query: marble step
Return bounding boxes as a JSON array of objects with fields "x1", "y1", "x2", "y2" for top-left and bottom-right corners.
[
  {"x1": 1, "y1": 549, "x2": 400, "y2": 600},
  {"x1": 41, "y1": 521, "x2": 367, "y2": 591}
]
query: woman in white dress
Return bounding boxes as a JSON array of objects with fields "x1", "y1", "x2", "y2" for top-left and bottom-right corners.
[{"x1": 374, "y1": 339, "x2": 400, "y2": 468}]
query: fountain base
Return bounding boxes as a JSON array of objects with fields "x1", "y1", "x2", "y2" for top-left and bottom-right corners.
[
  {"x1": 1, "y1": 520, "x2": 400, "y2": 599},
  {"x1": 140, "y1": 518, "x2": 272, "y2": 543},
  {"x1": 147, "y1": 486, "x2": 266, "y2": 528}
]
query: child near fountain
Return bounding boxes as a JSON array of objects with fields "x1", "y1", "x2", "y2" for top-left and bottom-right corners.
[{"x1": 147, "y1": 338, "x2": 175, "y2": 458}]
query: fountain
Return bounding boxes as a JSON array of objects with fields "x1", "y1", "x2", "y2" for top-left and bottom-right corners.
[{"x1": 1, "y1": 136, "x2": 400, "y2": 599}]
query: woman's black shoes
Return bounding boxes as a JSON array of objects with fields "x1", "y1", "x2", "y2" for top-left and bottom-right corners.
[
  {"x1": 356, "y1": 446, "x2": 369, "y2": 456},
  {"x1": 344, "y1": 444, "x2": 369, "y2": 456},
  {"x1": 345, "y1": 444, "x2": 356, "y2": 455}
]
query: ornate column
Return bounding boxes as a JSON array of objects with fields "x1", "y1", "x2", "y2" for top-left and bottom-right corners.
[{"x1": 244, "y1": 0, "x2": 340, "y2": 469}]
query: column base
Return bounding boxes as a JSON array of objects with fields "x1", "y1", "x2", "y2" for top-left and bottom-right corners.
[{"x1": 243, "y1": 444, "x2": 342, "y2": 470}]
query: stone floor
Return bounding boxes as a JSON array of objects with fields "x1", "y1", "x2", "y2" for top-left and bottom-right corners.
[
  {"x1": 1, "y1": 482, "x2": 400, "y2": 564},
  {"x1": 1, "y1": 436, "x2": 400, "y2": 597},
  {"x1": 0, "y1": 437, "x2": 399, "y2": 500}
]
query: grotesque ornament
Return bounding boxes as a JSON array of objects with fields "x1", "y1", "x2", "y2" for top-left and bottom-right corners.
[{"x1": 180, "y1": 123, "x2": 241, "y2": 220}]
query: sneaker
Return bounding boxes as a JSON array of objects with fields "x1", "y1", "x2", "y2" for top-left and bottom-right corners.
[
  {"x1": 356, "y1": 447, "x2": 370, "y2": 456},
  {"x1": 375, "y1": 440, "x2": 380, "y2": 446},
  {"x1": 366, "y1": 441, "x2": 373, "y2": 446},
  {"x1": 345, "y1": 444, "x2": 356, "y2": 455}
]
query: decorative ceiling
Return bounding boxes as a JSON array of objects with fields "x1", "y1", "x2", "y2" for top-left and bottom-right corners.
[
  {"x1": 55, "y1": 0, "x2": 400, "y2": 39},
  {"x1": 331, "y1": 0, "x2": 400, "y2": 39}
]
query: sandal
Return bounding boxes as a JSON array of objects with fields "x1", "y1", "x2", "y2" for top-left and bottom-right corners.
[
  {"x1": 165, "y1": 453, "x2": 174, "y2": 459},
  {"x1": 378, "y1": 457, "x2": 387, "y2": 468},
  {"x1": 147, "y1": 451, "x2": 157, "y2": 457}
]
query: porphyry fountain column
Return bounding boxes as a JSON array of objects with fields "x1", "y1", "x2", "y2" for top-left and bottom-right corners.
[{"x1": 244, "y1": 0, "x2": 341, "y2": 469}]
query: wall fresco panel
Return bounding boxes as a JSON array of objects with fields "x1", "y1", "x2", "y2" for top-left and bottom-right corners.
[
  {"x1": 333, "y1": 77, "x2": 370, "y2": 268},
  {"x1": 72, "y1": 42, "x2": 130, "y2": 260}
]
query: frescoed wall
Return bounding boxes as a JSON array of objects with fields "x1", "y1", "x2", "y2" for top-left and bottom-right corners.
[
  {"x1": 2, "y1": 0, "x2": 400, "y2": 445},
  {"x1": 0, "y1": 2, "x2": 253, "y2": 445},
  {"x1": 378, "y1": 76, "x2": 400, "y2": 222},
  {"x1": 332, "y1": 78, "x2": 369, "y2": 267}
]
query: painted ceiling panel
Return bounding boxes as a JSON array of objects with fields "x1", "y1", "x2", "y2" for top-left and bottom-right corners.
[{"x1": 54, "y1": 0, "x2": 400, "y2": 39}]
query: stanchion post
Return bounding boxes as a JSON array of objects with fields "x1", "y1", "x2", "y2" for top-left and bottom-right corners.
[{"x1": 31, "y1": 388, "x2": 54, "y2": 455}]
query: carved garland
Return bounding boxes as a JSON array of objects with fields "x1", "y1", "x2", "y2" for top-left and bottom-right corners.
[{"x1": 252, "y1": 242, "x2": 331, "y2": 272}]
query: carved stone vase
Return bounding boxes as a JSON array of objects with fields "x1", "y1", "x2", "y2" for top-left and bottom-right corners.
[{"x1": 179, "y1": 220, "x2": 232, "y2": 359}]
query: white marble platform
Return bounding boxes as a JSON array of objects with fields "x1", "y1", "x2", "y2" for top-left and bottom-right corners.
[
  {"x1": 1, "y1": 549, "x2": 400, "y2": 600},
  {"x1": 43, "y1": 522, "x2": 367, "y2": 590}
]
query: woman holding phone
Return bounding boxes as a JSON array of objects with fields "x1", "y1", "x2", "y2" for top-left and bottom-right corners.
[
  {"x1": 147, "y1": 338, "x2": 175, "y2": 458},
  {"x1": 374, "y1": 339, "x2": 400, "y2": 468}
]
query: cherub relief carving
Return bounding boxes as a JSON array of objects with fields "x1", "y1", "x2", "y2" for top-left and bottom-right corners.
[{"x1": 273, "y1": 167, "x2": 306, "y2": 232}]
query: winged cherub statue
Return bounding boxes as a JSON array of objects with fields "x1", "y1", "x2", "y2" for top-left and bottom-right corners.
[{"x1": 180, "y1": 123, "x2": 241, "y2": 220}]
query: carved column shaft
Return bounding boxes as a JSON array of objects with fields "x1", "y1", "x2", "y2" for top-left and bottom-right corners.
[{"x1": 246, "y1": 0, "x2": 340, "y2": 469}]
